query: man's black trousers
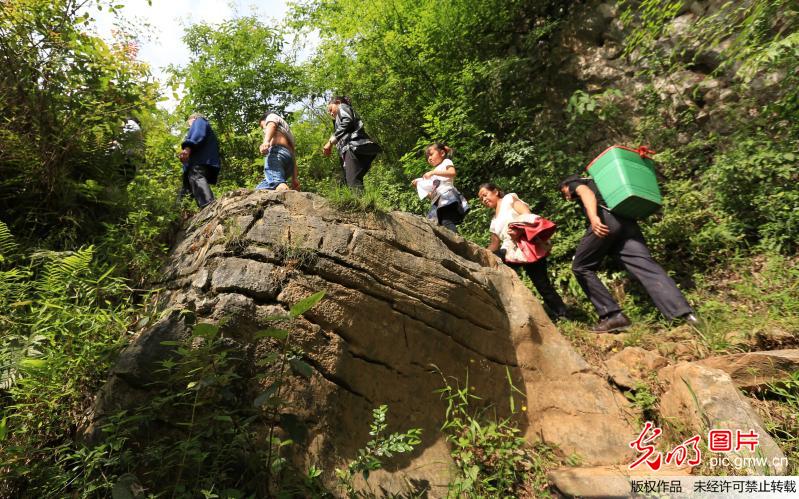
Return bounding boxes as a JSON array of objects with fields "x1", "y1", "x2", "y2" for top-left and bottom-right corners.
[
  {"x1": 571, "y1": 208, "x2": 692, "y2": 319},
  {"x1": 179, "y1": 165, "x2": 215, "y2": 208}
]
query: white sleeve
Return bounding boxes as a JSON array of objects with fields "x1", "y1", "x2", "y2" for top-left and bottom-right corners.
[
  {"x1": 489, "y1": 218, "x2": 500, "y2": 235},
  {"x1": 502, "y1": 193, "x2": 517, "y2": 211},
  {"x1": 505, "y1": 193, "x2": 529, "y2": 213},
  {"x1": 433, "y1": 158, "x2": 454, "y2": 173}
]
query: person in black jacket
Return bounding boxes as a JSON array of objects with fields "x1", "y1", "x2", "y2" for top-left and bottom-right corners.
[
  {"x1": 322, "y1": 96, "x2": 380, "y2": 191},
  {"x1": 559, "y1": 175, "x2": 697, "y2": 332},
  {"x1": 178, "y1": 113, "x2": 220, "y2": 208}
]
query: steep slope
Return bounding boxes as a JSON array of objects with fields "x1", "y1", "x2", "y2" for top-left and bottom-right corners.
[{"x1": 85, "y1": 190, "x2": 638, "y2": 494}]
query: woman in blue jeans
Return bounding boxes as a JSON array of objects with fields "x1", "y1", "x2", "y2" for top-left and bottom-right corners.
[{"x1": 255, "y1": 112, "x2": 299, "y2": 191}]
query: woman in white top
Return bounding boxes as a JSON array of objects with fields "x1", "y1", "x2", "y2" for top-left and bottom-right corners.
[
  {"x1": 477, "y1": 182, "x2": 569, "y2": 321},
  {"x1": 411, "y1": 143, "x2": 468, "y2": 233}
]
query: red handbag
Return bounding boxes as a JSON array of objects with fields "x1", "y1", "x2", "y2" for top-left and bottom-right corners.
[{"x1": 506, "y1": 217, "x2": 557, "y2": 264}]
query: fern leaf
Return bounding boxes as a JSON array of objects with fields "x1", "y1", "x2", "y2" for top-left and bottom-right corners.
[
  {"x1": 40, "y1": 246, "x2": 95, "y2": 297},
  {"x1": 0, "y1": 221, "x2": 19, "y2": 263}
]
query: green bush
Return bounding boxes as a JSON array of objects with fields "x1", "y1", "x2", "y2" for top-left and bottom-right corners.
[
  {"x1": 434, "y1": 367, "x2": 560, "y2": 498},
  {"x1": 0, "y1": 0, "x2": 158, "y2": 246},
  {"x1": 0, "y1": 228, "x2": 134, "y2": 497},
  {"x1": 708, "y1": 139, "x2": 798, "y2": 253}
]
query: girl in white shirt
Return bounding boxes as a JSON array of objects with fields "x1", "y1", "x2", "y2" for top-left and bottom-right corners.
[
  {"x1": 478, "y1": 182, "x2": 569, "y2": 321},
  {"x1": 411, "y1": 143, "x2": 468, "y2": 232}
]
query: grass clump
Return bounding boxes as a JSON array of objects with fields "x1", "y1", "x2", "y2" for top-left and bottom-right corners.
[
  {"x1": 434, "y1": 367, "x2": 561, "y2": 498},
  {"x1": 318, "y1": 182, "x2": 392, "y2": 214},
  {"x1": 758, "y1": 371, "x2": 799, "y2": 474}
]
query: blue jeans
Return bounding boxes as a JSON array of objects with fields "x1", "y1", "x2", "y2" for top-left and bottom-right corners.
[{"x1": 255, "y1": 145, "x2": 294, "y2": 190}]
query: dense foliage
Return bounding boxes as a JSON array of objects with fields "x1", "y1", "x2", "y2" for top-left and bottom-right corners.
[
  {"x1": 0, "y1": 223, "x2": 134, "y2": 496},
  {"x1": 0, "y1": 0, "x2": 158, "y2": 246},
  {"x1": 291, "y1": 0, "x2": 578, "y2": 222},
  {"x1": 288, "y1": 0, "x2": 799, "y2": 267}
]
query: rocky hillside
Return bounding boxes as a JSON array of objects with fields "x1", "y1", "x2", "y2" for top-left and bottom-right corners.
[
  {"x1": 557, "y1": 0, "x2": 785, "y2": 141},
  {"x1": 85, "y1": 191, "x2": 793, "y2": 497}
]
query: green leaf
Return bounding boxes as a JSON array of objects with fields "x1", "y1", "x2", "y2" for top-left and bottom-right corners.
[
  {"x1": 289, "y1": 291, "x2": 325, "y2": 318},
  {"x1": 253, "y1": 382, "x2": 281, "y2": 407},
  {"x1": 307, "y1": 465, "x2": 322, "y2": 479},
  {"x1": 255, "y1": 328, "x2": 289, "y2": 340},
  {"x1": 19, "y1": 358, "x2": 46, "y2": 369},
  {"x1": 0, "y1": 417, "x2": 7, "y2": 441},
  {"x1": 256, "y1": 352, "x2": 280, "y2": 366},
  {"x1": 289, "y1": 358, "x2": 314, "y2": 379},
  {"x1": 193, "y1": 322, "x2": 219, "y2": 338}
]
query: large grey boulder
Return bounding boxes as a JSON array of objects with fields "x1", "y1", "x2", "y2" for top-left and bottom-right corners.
[{"x1": 85, "y1": 190, "x2": 637, "y2": 496}]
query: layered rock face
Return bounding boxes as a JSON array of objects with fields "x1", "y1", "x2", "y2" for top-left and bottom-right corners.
[
  {"x1": 87, "y1": 190, "x2": 638, "y2": 494},
  {"x1": 551, "y1": 0, "x2": 778, "y2": 146}
]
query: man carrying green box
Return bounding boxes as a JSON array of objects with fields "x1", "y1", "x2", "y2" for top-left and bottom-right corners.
[{"x1": 559, "y1": 175, "x2": 698, "y2": 332}]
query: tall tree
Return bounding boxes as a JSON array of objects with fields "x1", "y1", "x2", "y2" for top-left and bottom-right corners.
[
  {"x1": 169, "y1": 16, "x2": 301, "y2": 186},
  {"x1": 0, "y1": 0, "x2": 157, "y2": 245}
]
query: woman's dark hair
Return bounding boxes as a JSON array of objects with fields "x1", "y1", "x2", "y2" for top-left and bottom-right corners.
[
  {"x1": 329, "y1": 95, "x2": 352, "y2": 106},
  {"x1": 478, "y1": 182, "x2": 504, "y2": 198},
  {"x1": 559, "y1": 174, "x2": 583, "y2": 190},
  {"x1": 426, "y1": 142, "x2": 452, "y2": 158}
]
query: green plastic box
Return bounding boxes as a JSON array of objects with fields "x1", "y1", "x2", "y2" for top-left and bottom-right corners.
[{"x1": 586, "y1": 145, "x2": 662, "y2": 219}]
